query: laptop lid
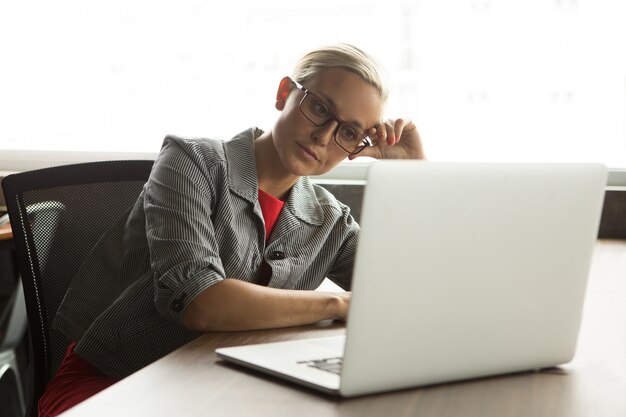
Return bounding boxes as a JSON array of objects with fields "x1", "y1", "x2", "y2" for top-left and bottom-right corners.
[{"x1": 338, "y1": 161, "x2": 607, "y2": 396}]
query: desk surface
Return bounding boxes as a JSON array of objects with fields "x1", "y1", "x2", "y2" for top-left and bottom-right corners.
[
  {"x1": 0, "y1": 223, "x2": 12, "y2": 241},
  {"x1": 62, "y1": 240, "x2": 626, "y2": 417}
]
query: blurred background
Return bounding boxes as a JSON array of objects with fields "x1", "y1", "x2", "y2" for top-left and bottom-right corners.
[{"x1": 1, "y1": 0, "x2": 625, "y2": 167}]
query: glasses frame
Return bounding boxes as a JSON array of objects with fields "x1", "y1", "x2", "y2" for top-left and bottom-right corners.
[{"x1": 291, "y1": 79, "x2": 372, "y2": 156}]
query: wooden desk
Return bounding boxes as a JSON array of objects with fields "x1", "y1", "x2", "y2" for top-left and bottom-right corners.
[
  {"x1": 0, "y1": 223, "x2": 16, "y2": 297},
  {"x1": 0, "y1": 223, "x2": 12, "y2": 241},
  {"x1": 62, "y1": 241, "x2": 626, "y2": 417}
]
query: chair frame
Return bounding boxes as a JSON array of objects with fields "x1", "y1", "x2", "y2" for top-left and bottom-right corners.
[
  {"x1": 2, "y1": 160, "x2": 153, "y2": 417},
  {"x1": 0, "y1": 281, "x2": 27, "y2": 417}
]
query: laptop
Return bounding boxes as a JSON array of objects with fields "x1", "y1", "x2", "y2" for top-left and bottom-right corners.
[{"x1": 216, "y1": 161, "x2": 607, "y2": 397}]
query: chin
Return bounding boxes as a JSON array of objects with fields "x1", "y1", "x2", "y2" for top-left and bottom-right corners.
[
  {"x1": 290, "y1": 165, "x2": 317, "y2": 177},
  {"x1": 279, "y1": 154, "x2": 316, "y2": 176},
  {"x1": 282, "y1": 151, "x2": 336, "y2": 177},
  {"x1": 290, "y1": 162, "x2": 325, "y2": 177}
]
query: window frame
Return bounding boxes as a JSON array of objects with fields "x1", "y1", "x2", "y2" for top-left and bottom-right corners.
[{"x1": 1, "y1": 149, "x2": 624, "y2": 188}]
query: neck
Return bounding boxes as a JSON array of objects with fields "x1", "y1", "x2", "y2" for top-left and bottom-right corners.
[{"x1": 254, "y1": 131, "x2": 299, "y2": 201}]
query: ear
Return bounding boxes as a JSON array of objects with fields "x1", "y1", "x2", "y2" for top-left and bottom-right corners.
[{"x1": 275, "y1": 76, "x2": 293, "y2": 111}]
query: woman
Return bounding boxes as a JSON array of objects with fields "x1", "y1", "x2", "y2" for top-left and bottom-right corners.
[{"x1": 40, "y1": 43, "x2": 425, "y2": 416}]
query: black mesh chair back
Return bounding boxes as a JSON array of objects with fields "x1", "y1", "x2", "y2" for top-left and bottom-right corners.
[{"x1": 2, "y1": 160, "x2": 153, "y2": 416}]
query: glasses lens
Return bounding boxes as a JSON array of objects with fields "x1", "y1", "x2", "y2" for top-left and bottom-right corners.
[
  {"x1": 337, "y1": 138, "x2": 372, "y2": 155},
  {"x1": 336, "y1": 126, "x2": 371, "y2": 155},
  {"x1": 301, "y1": 93, "x2": 330, "y2": 126}
]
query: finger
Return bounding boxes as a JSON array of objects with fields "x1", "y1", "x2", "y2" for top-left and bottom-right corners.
[
  {"x1": 383, "y1": 121, "x2": 393, "y2": 145},
  {"x1": 366, "y1": 126, "x2": 379, "y2": 144},
  {"x1": 370, "y1": 123, "x2": 388, "y2": 145},
  {"x1": 394, "y1": 118, "x2": 415, "y2": 145},
  {"x1": 383, "y1": 119, "x2": 401, "y2": 145}
]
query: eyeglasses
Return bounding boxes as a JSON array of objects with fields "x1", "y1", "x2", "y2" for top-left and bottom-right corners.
[{"x1": 292, "y1": 79, "x2": 373, "y2": 156}]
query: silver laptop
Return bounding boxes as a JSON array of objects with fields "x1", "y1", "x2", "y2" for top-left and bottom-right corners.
[{"x1": 216, "y1": 161, "x2": 607, "y2": 397}]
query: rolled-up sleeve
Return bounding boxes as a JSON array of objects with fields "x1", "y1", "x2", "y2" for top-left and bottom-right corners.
[{"x1": 144, "y1": 136, "x2": 225, "y2": 322}]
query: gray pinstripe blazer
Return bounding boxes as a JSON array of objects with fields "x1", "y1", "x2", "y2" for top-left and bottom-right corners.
[{"x1": 52, "y1": 128, "x2": 359, "y2": 378}]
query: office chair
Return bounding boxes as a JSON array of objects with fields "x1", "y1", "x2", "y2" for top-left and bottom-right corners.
[
  {"x1": 0, "y1": 281, "x2": 27, "y2": 417},
  {"x1": 2, "y1": 160, "x2": 153, "y2": 417},
  {"x1": 0, "y1": 215, "x2": 27, "y2": 417}
]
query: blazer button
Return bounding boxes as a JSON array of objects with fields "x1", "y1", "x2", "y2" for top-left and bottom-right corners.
[
  {"x1": 170, "y1": 293, "x2": 186, "y2": 313},
  {"x1": 268, "y1": 250, "x2": 286, "y2": 261}
]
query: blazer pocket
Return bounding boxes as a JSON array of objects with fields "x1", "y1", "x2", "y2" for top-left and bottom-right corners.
[{"x1": 115, "y1": 311, "x2": 169, "y2": 341}]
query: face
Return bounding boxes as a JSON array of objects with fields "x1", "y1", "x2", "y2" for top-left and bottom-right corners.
[{"x1": 271, "y1": 67, "x2": 383, "y2": 177}]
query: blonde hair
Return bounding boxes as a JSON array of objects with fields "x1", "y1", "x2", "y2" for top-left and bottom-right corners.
[{"x1": 292, "y1": 43, "x2": 389, "y2": 102}]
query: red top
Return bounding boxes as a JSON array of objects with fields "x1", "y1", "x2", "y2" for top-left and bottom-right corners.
[
  {"x1": 257, "y1": 189, "x2": 285, "y2": 286},
  {"x1": 257, "y1": 188, "x2": 285, "y2": 241}
]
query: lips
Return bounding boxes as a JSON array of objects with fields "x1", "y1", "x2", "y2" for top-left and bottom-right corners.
[{"x1": 297, "y1": 143, "x2": 320, "y2": 161}]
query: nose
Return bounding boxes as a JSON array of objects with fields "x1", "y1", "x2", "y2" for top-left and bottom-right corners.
[{"x1": 312, "y1": 121, "x2": 339, "y2": 146}]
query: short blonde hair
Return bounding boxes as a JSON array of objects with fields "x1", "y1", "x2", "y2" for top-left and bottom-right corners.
[{"x1": 292, "y1": 43, "x2": 389, "y2": 102}]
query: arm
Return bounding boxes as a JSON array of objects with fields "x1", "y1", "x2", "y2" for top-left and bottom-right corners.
[{"x1": 182, "y1": 279, "x2": 350, "y2": 332}]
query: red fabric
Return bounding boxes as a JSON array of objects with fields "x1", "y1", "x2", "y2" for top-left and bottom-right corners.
[
  {"x1": 38, "y1": 342, "x2": 119, "y2": 417},
  {"x1": 257, "y1": 189, "x2": 285, "y2": 285},
  {"x1": 257, "y1": 188, "x2": 285, "y2": 241}
]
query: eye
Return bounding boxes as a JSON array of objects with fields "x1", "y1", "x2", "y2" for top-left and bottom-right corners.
[
  {"x1": 311, "y1": 101, "x2": 330, "y2": 119},
  {"x1": 338, "y1": 125, "x2": 359, "y2": 141}
]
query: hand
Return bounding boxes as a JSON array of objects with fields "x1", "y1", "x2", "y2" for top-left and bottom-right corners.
[
  {"x1": 332, "y1": 292, "x2": 351, "y2": 322},
  {"x1": 350, "y1": 118, "x2": 426, "y2": 161}
]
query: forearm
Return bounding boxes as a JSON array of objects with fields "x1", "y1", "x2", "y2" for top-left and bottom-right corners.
[{"x1": 181, "y1": 278, "x2": 349, "y2": 332}]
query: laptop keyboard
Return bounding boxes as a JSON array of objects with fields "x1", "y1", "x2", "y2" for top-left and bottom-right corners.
[{"x1": 298, "y1": 357, "x2": 343, "y2": 375}]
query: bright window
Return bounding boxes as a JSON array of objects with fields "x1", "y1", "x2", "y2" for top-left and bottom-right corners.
[{"x1": 1, "y1": 0, "x2": 625, "y2": 167}]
